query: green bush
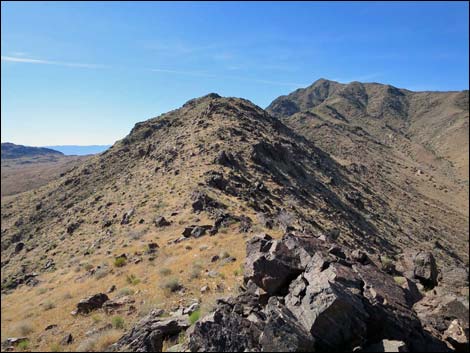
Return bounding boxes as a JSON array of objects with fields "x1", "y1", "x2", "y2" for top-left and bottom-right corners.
[
  {"x1": 17, "y1": 339, "x2": 29, "y2": 351},
  {"x1": 163, "y1": 278, "x2": 181, "y2": 292},
  {"x1": 114, "y1": 257, "x2": 126, "y2": 267},
  {"x1": 126, "y1": 274, "x2": 141, "y2": 285},
  {"x1": 112, "y1": 316, "x2": 125, "y2": 329},
  {"x1": 189, "y1": 309, "x2": 200, "y2": 325}
]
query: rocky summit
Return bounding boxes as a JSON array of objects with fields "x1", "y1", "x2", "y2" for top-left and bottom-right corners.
[{"x1": 1, "y1": 82, "x2": 468, "y2": 352}]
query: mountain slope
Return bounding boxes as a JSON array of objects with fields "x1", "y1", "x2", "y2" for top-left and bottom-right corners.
[
  {"x1": 1, "y1": 92, "x2": 468, "y2": 351},
  {"x1": 267, "y1": 80, "x2": 469, "y2": 216}
]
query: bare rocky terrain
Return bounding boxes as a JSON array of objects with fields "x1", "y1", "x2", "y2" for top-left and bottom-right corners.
[{"x1": 1, "y1": 82, "x2": 468, "y2": 352}]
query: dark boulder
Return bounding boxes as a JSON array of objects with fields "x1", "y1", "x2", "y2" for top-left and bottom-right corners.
[{"x1": 73, "y1": 293, "x2": 109, "y2": 315}]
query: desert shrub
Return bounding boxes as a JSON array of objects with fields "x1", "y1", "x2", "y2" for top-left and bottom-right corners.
[
  {"x1": 220, "y1": 251, "x2": 230, "y2": 259},
  {"x1": 37, "y1": 287, "x2": 48, "y2": 295},
  {"x1": 162, "y1": 278, "x2": 181, "y2": 292},
  {"x1": 112, "y1": 316, "x2": 125, "y2": 329},
  {"x1": 380, "y1": 255, "x2": 395, "y2": 273},
  {"x1": 17, "y1": 340, "x2": 29, "y2": 351},
  {"x1": 62, "y1": 292, "x2": 73, "y2": 300},
  {"x1": 126, "y1": 274, "x2": 141, "y2": 285},
  {"x1": 189, "y1": 263, "x2": 203, "y2": 280},
  {"x1": 189, "y1": 309, "x2": 200, "y2": 325},
  {"x1": 50, "y1": 343, "x2": 62, "y2": 352},
  {"x1": 114, "y1": 257, "x2": 126, "y2": 267},
  {"x1": 233, "y1": 264, "x2": 244, "y2": 277},
  {"x1": 128, "y1": 230, "x2": 144, "y2": 240},
  {"x1": 118, "y1": 287, "x2": 134, "y2": 297},
  {"x1": 43, "y1": 300, "x2": 56, "y2": 311},
  {"x1": 83, "y1": 262, "x2": 94, "y2": 271},
  {"x1": 95, "y1": 330, "x2": 122, "y2": 351},
  {"x1": 393, "y1": 276, "x2": 406, "y2": 286},
  {"x1": 76, "y1": 336, "x2": 97, "y2": 352},
  {"x1": 159, "y1": 268, "x2": 172, "y2": 276},
  {"x1": 16, "y1": 322, "x2": 33, "y2": 336},
  {"x1": 94, "y1": 267, "x2": 109, "y2": 280},
  {"x1": 92, "y1": 314, "x2": 102, "y2": 323}
]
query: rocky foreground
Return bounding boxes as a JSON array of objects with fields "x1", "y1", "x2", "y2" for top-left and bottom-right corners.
[{"x1": 106, "y1": 232, "x2": 468, "y2": 352}]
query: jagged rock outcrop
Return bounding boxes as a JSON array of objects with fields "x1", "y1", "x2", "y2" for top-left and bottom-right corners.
[{"x1": 187, "y1": 233, "x2": 451, "y2": 352}]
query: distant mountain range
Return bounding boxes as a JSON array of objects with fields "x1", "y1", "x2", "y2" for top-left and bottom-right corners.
[
  {"x1": 44, "y1": 145, "x2": 111, "y2": 155},
  {"x1": 1, "y1": 142, "x2": 63, "y2": 159}
]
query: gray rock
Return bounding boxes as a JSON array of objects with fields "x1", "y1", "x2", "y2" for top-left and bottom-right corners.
[
  {"x1": 154, "y1": 216, "x2": 170, "y2": 227},
  {"x1": 259, "y1": 297, "x2": 315, "y2": 352},
  {"x1": 413, "y1": 251, "x2": 438, "y2": 288},
  {"x1": 110, "y1": 312, "x2": 189, "y2": 352},
  {"x1": 60, "y1": 333, "x2": 73, "y2": 345},
  {"x1": 285, "y1": 262, "x2": 369, "y2": 351}
]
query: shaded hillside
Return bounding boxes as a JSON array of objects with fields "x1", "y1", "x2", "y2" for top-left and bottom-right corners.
[{"x1": 1, "y1": 143, "x2": 63, "y2": 159}]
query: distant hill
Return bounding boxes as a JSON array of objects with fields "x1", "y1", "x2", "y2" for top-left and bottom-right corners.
[
  {"x1": 44, "y1": 145, "x2": 111, "y2": 155},
  {"x1": 1, "y1": 142, "x2": 63, "y2": 159}
]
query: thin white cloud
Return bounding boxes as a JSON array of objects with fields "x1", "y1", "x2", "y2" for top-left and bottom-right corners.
[
  {"x1": 2, "y1": 55, "x2": 305, "y2": 87},
  {"x1": 150, "y1": 67, "x2": 306, "y2": 87},
  {"x1": 1, "y1": 56, "x2": 107, "y2": 69}
]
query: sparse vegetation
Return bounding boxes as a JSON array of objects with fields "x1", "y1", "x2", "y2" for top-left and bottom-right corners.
[
  {"x1": 189, "y1": 263, "x2": 203, "y2": 280},
  {"x1": 159, "y1": 268, "x2": 172, "y2": 276},
  {"x1": 43, "y1": 300, "x2": 56, "y2": 311},
  {"x1": 220, "y1": 251, "x2": 231, "y2": 259},
  {"x1": 83, "y1": 262, "x2": 94, "y2": 271},
  {"x1": 37, "y1": 287, "x2": 48, "y2": 295},
  {"x1": 189, "y1": 309, "x2": 201, "y2": 325},
  {"x1": 50, "y1": 343, "x2": 63, "y2": 352},
  {"x1": 112, "y1": 315, "x2": 125, "y2": 329},
  {"x1": 118, "y1": 287, "x2": 134, "y2": 297},
  {"x1": 114, "y1": 257, "x2": 127, "y2": 267},
  {"x1": 17, "y1": 339, "x2": 30, "y2": 351},
  {"x1": 16, "y1": 322, "x2": 34, "y2": 336},
  {"x1": 126, "y1": 274, "x2": 141, "y2": 285},
  {"x1": 94, "y1": 267, "x2": 109, "y2": 279},
  {"x1": 162, "y1": 278, "x2": 181, "y2": 292}
]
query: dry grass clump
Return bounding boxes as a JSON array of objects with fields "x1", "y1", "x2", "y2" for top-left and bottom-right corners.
[{"x1": 76, "y1": 329, "x2": 122, "y2": 352}]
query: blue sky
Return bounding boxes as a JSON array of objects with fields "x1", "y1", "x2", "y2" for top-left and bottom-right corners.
[{"x1": 1, "y1": 1, "x2": 469, "y2": 146}]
